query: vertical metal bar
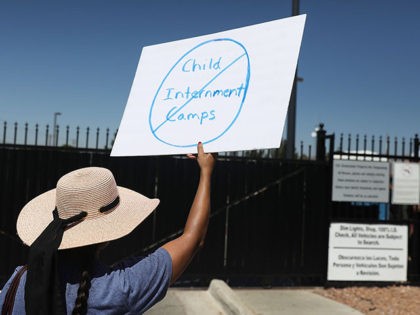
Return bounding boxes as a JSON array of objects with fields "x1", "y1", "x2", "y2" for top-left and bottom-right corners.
[
  {"x1": 414, "y1": 134, "x2": 419, "y2": 161},
  {"x1": 308, "y1": 145, "x2": 311, "y2": 160},
  {"x1": 86, "y1": 127, "x2": 90, "y2": 148},
  {"x1": 152, "y1": 159, "x2": 159, "y2": 242},
  {"x1": 339, "y1": 133, "x2": 343, "y2": 159},
  {"x1": 316, "y1": 123, "x2": 326, "y2": 161},
  {"x1": 386, "y1": 136, "x2": 390, "y2": 157},
  {"x1": 45, "y1": 125, "x2": 49, "y2": 146},
  {"x1": 35, "y1": 124, "x2": 39, "y2": 146},
  {"x1": 55, "y1": 125, "x2": 60, "y2": 146},
  {"x1": 105, "y1": 128, "x2": 109, "y2": 150},
  {"x1": 223, "y1": 171, "x2": 231, "y2": 269},
  {"x1": 300, "y1": 141, "x2": 303, "y2": 159},
  {"x1": 76, "y1": 126, "x2": 80, "y2": 148},
  {"x1": 13, "y1": 122, "x2": 18, "y2": 145},
  {"x1": 96, "y1": 127, "x2": 99, "y2": 149},
  {"x1": 328, "y1": 134, "x2": 335, "y2": 162},
  {"x1": 409, "y1": 138, "x2": 413, "y2": 157},
  {"x1": 363, "y1": 135, "x2": 367, "y2": 160},
  {"x1": 379, "y1": 136, "x2": 383, "y2": 156},
  {"x1": 394, "y1": 137, "x2": 397, "y2": 157},
  {"x1": 355, "y1": 134, "x2": 359, "y2": 160},
  {"x1": 66, "y1": 126, "x2": 69, "y2": 146},
  {"x1": 300, "y1": 168, "x2": 306, "y2": 266},
  {"x1": 223, "y1": 201, "x2": 230, "y2": 269},
  {"x1": 402, "y1": 138, "x2": 405, "y2": 157},
  {"x1": 347, "y1": 134, "x2": 351, "y2": 159},
  {"x1": 24, "y1": 123, "x2": 28, "y2": 145},
  {"x1": 286, "y1": 0, "x2": 300, "y2": 159},
  {"x1": 2, "y1": 121, "x2": 6, "y2": 144},
  {"x1": 371, "y1": 136, "x2": 375, "y2": 159}
]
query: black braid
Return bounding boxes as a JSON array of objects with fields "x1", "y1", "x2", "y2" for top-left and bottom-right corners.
[
  {"x1": 58, "y1": 243, "x2": 107, "y2": 314},
  {"x1": 72, "y1": 269, "x2": 91, "y2": 315}
]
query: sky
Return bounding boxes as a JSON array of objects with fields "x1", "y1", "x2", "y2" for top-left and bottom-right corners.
[{"x1": 0, "y1": 0, "x2": 419, "y2": 152}]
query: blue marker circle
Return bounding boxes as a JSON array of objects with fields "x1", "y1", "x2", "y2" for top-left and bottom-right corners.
[{"x1": 149, "y1": 38, "x2": 250, "y2": 147}]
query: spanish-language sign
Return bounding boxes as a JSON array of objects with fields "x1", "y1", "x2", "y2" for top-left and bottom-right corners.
[
  {"x1": 392, "y1": 162, "x2": 420, "y2": 205},
  {"x1": 327, "y1": 223, "x2": 408, "y2": 282},
  {"x1": 111, "y1": 15, "x2": 306, "y2": 156},
  {"x1": 332, "y1": 160, "x2": 389, "y2": 203}
]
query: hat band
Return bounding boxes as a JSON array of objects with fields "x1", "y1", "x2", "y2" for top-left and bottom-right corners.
[{"x1": 99, "y1": 196, "x2": 120, "y2": 213}]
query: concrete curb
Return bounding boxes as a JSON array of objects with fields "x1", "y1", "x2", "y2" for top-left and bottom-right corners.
[
  {"x1": 208, "y1": 279, "x2": 256, "y2": 315},
  {"x1": 146, "y1": 281, "x2": 364, "y2": 315}
]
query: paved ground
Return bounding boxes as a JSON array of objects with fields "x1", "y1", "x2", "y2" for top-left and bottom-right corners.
[{"x1": 145, "y1": 280, "x2": 363, "y2": 315}]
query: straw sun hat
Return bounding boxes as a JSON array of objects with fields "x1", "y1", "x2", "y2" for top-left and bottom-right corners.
[{"x1": 17, "y1": 167, "x2": 160, "y2": 250}]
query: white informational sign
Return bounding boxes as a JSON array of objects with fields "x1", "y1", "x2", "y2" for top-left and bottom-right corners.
[
  {"x1": 111, "y1": 15, "x2": 306, "y2": 156},
  {"x1": 332, "y1": 160, "x2": 389, "y2": 203},
  {"x1": 328, "y1": 223, "x2": 408, "y2": 282},
  {"x1": 392, "y1": 162, "x2": 420, "y2": 205}
]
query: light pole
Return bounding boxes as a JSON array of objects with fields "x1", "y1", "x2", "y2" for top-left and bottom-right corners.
[
  {"x1": 53, "y1": 112, "x2": 62, "y2": 146},
  {"x1": 286, "y1": 0, "x2": 301, "y2": 159}
]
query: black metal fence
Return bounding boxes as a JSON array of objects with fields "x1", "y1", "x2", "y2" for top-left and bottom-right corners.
[
  {"x1": 0, "y1": 142, "x2": 329, "y2": 287},
  {"x1": 315, "y1": 123, "x2": 420, "y2": 284},
  {"x1": 315, "y1": 123, "x2": 420, "y2": 162},
  {"x1": 1, "y1": 121, "x2": 117, "y2": 150},
  {"x1": 1, "y1": 122, "x2": 420, "y2": 288},
  {"x1": 0, "y1": 121, "x2": 314, "y2": 159}
]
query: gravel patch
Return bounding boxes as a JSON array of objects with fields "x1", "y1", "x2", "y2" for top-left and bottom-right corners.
[{"x1": 313, "y1": 286, "x2": 420, "y2": 315}]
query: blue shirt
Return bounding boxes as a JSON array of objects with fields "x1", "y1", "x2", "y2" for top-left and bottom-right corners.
[{"x1": 0, "y1": 248, "x2": 172, "y2": 314}]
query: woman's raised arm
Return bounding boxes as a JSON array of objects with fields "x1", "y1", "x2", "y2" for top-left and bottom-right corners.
[{"x1": 162, "y1": 142, "x2": 216, "y2": 284}]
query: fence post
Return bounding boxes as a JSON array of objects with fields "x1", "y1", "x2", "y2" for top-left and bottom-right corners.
[
  {"x1": 35, "y1": 124, "x2": 39, "y2": 146},
  {"x1": 66, "y1": 126, "x2": 69, "y2": 146},
  {"x1": 2, "y1": 121, "x2": 6, "y2": 144},
  {"x1": 45, "y1": 125, "x2": 49, "y2": 146},
  {"x1": 327, "y1": 133, "x2": 335, "y2": 161},
  {"x1": 55, "y1": 125, "x2": 60, "y2": 146},
  {"x1": 96, "y1": 127, "x2": 99, "y2": 149},
  {"x1": 13, "y1": 122, "x2": 17, "y2": 145},
  {"x1": 24, "y1": 123, "x2": 28, "y2": 145},
  {"x1": 76, "y1": 126, "x2": 80, "y2": 148},
  {"x1": 105, "y1": 128, "x2": 109, "y2": 150},
  {"x1": 300, "y1": 141, "x2": 303, "y2": 160},
  {"x1": 13, "y1": 122, "x2": 18, "y2": 145},
  {"x1": 371, "y1": 136, "x2": 375, "y2": 159},
  {"x1": 394, "y1": 137, "x2": 397, "y2": 157},
  {"x1": 355, "y1": 134, "x2": 359, "y2": 159},
  {"x1": 414, "y1": 134, "x2": 419, "y2": 161},
  {"x1": 86, "y1": 127, "x2": 90, "y2": 148},
  {"x1": 402, "y1": 137, "x2": 405, "y2": 157},
  {"x1": 316, "y1": 123, "x2": 326, "y2": 161}
]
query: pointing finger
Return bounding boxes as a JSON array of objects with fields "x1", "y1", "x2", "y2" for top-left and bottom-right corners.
[{"x1": 197, "y1": 142, "x2": 204, "y2": 155}]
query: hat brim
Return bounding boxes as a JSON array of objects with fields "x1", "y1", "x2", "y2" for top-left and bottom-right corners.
[{"x1": 17, "y1": 186, "x2": 159, "y2": 250}]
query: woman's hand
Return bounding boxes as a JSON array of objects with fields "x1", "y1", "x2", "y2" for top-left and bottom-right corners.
[{"x1": 187, "y1": 142, "x2": 216, "y2": 176}]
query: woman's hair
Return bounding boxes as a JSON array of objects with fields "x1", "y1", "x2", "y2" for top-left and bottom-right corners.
[
  {"x1": 72, "y1": 269, "x2": 91, "y2": 315},
  {"x1": 59, "y1": 244, "x2": 101, "y2": 315}
]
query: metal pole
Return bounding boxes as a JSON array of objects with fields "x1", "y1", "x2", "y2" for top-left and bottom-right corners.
[
  {"x1": 53, "y1": 112, "x2": 61, "y2": 146},
  {"x1": 286, "y1": 0, "x2": 300, "y2": 159},
  {"x1": 316, "y1": 123, "x2": 326, "y2": 161}
]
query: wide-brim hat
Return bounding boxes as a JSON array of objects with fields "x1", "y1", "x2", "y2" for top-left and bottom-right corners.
[{"x1": 17, "y1": 167, "x2": 159, "y2": 250}]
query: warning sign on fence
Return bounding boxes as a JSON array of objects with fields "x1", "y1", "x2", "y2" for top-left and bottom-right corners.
[
  {"x1": 327, "y1": 222, "x2": 408, "y2": 282},
  {"x1": 332, "y1": 160, "x2": 389, "y2": 203}
]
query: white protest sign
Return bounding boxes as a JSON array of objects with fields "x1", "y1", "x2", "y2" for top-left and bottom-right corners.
[
  {"x1": 111, "y1": 15, "x2": 306, "y2": 156},
  {"x1": 392, "y1": 162, "x2": 420, "y2": 205},
  {"x1": 332, "y1": 160, "x2": 389, "y2": 203},
  {"x1": 328, "y1": 222, "x2": 408, "y2": 282}
]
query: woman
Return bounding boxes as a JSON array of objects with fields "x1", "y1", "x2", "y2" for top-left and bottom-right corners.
[{"x1": 0, "y1": 142, "x2": 215, "y2": 314}]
